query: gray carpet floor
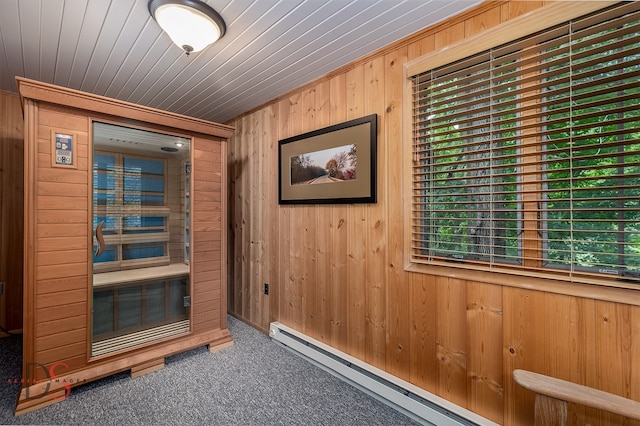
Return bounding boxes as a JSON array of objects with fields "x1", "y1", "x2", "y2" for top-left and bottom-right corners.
[{"x1": 1, "y1": 316, "x2": 417, "y2": 425}]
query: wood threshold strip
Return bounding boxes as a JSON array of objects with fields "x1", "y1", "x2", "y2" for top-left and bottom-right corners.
[{"x1": 513, "y1": 369, "x2": 640, "y2": 424}]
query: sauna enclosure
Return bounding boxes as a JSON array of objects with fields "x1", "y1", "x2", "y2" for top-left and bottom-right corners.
[{"x1": 16, "y1": 78, "x2": 234, "y2": 414}]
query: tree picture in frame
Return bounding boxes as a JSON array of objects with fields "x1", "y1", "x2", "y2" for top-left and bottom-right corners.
[{"x1": 278, "y1": 114, "x2": 377, "y2": 204}]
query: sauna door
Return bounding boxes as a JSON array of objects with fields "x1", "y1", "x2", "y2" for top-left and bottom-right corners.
[{"x1": 90, "y1": 122, "x2": 191, "y2": 356}]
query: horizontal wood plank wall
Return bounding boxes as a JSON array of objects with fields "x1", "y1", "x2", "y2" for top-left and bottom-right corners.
[
  {"x1": 34, "y1": 104, "x2": 89, "y2": 376},
  {"x1": 0, "y1": 91, "x2": 24, "y2": 332},
  {"x1": 191, "y1": 136, "x2": 226, "y2": 333},
  {"x1": 226, "y1": 1, "x2": 640, "y2": 425}
]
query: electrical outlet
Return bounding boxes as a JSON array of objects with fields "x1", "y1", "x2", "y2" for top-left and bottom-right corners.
[{"x1": 264, "y1": 282, "x2": 269, "y2": 295}]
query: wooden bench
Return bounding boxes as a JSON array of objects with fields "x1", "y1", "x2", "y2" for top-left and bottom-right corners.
[
  {"x1": 93, "y1": 263, "x2": 189, "y2": 287},
  {"x1": 513, "y1": 369, "x2": 640, "y2": 425},
  {"x1": 91, "y1": 263, "x2": 191, "y2": 356}
]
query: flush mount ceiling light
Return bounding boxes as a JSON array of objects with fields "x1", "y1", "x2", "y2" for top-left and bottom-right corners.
[{"x1": 148, "y1": 0, "x2": 226, "y2": 56}]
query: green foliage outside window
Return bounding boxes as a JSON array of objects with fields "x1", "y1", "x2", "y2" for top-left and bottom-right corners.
[{"x1": 412, "y1": 3, "x2": 640, "y2": 279}]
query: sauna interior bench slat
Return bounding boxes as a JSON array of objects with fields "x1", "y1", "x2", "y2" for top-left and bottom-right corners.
[{"x1": 93, "y1": 263, "x2": 189, "y2": 287}]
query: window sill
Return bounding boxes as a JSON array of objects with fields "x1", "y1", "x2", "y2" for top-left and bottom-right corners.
[{"x1": 405, "y1": 261, "x2": 640, "y2": 307}]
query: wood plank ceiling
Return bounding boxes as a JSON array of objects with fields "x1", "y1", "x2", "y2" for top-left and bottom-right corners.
[{"x1": 0, "y1": 0, "x2": 482, "y2": 124}]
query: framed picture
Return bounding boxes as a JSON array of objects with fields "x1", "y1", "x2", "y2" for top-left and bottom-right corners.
[{"x1": 278, "y1": 114, "x2": 377, "y2": 205}]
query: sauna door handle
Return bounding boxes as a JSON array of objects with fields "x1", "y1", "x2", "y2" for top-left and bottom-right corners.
[{"x1": 95, "y1": 220, "x2": 105, "y2": 257}]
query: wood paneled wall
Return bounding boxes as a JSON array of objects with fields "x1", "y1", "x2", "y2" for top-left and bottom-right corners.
[
  {"x1": 227, "y1": 2, "x2": 640, "y2": 425},
  {"x1": 0, "y1": 90, "x2": 24, "y2": 333}
]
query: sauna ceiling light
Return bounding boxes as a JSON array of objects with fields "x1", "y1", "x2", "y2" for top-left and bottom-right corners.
[{"x1": 148, "y1": 0, "x2": 226, "y2": 56}]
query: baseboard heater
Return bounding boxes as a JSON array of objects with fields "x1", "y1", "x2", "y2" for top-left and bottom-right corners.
[{"x1": 269, "y1": 322, "x2": 499, "y2": 426}]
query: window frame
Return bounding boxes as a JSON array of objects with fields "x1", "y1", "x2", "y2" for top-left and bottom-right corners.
[
  {"x1": 92, "y1": 150, "x2": 171, "y2": 273},
  {"x1": 403, "y1": 1, "x2": 640, "y2": 301}
]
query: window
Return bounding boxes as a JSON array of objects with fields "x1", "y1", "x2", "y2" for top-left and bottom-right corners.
[
  {"x1": 93, "y1": 152, "x2": 170, "y2": 272},
  {"x1": 411, "y1": 2, "x2": 640, "y2": 283}
]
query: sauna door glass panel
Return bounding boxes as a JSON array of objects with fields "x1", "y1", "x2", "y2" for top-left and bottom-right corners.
[{"x1": 91, "y1": 122, "x2": 191, "y2": 357}]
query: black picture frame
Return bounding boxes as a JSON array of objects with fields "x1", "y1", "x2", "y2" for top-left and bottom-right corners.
[{"x1": 278, "y1": 114, "x2": 377, "y2": 205}]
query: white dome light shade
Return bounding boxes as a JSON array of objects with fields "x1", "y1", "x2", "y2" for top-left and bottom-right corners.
[{"x1": 149, "y1": 0, "x2": 226, "y2": 55}]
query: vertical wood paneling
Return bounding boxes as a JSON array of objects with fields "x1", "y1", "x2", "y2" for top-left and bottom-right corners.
[
  {"x1": 277, "y1": 98, "x2": 291, "y2": 325},
  {"x1": 544, "y1": 295, "x2": 597, "y2": 425},
  {"x1": 409, "y1": 272, "x2": 437, "y2": 392},
  {"x1": 287, "y1": 93, "x2": 304, "y2": 332},
  {"x1": 347, "y1": 199, "x2": 367, "y2": 361},
  {"x1": 329, "y1": 74, "x2": 348, "y2": 352},
  {"x1": 267, "y1": 104, "x2": 279, "y2": 326},
  {"x1": 240, "y1": 115, "x2": 251, "y2": 321},
  {"x1": 301, "y1": 88, "x2": 317, "y2": 338},
  {"x1": 230, "y1": 117, "x2": 243, "y2": 317},
  {"x1": 594, "y1": 301, "x2": 639, "y2": 426},
  {"x1": 256, "y1": 108, "x2": 268, "y2": 328},
  {"x1": 503, "y1": 287, "x2": 547, "y2": 425},
  {"x1": 467, "y1": 282, "x2": 504, "y2": 424},
  {"x1": 248, "y1": 112, "x2": 260, "y2": 327},
  {"x1": 0, "y1": 91, "x2": 24, "y2": 332},
  {"x1": 345, "y1": 65, "x2": 367, "y2": 360},
  {"x1": 22, "y1": 98, "x2": 38, "y2": 377},
  {"x1": 224, "y1": 2, "x2": 640, "y2": 425},
  {"x1": 464, "y1": 3, "x2": 502, "y2": 36},
  {"x1": 575, "y1": 298, "x2": 599, "y2": 426},
  {"x1": 434, "y1": 20, "x2": 465, "y2": 50},
  {"x1": 436, "y1": 277, "x2": 468, "y2": 407},
  {"x1": 501, "y1": 1, "x2": 546, "y2": 21},
  {"x1": 407, "y1": 34, "x2": 435, "y2": 61},
  {"x1": 385, "y1": 46, "x2": 411, "y2": 380},
  {"x1": 363, "y1": 56, "x2": 386, "y2": 369},
  {"x1": 315, "y1": 80, "x2": 332, "y2": 342}
]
